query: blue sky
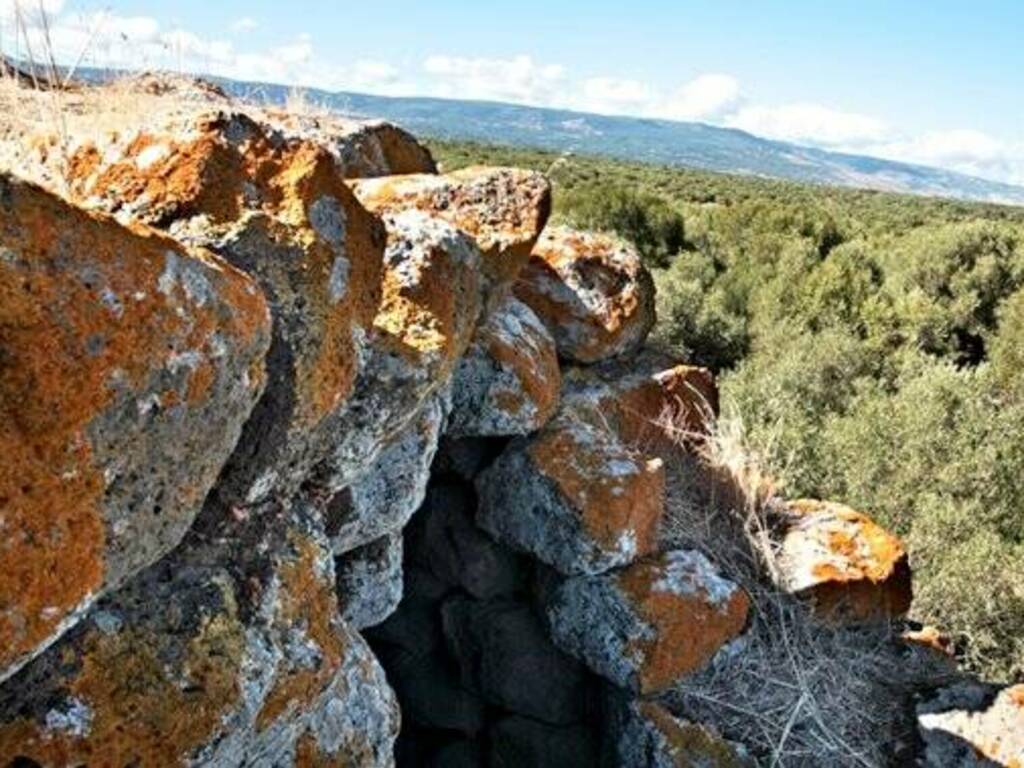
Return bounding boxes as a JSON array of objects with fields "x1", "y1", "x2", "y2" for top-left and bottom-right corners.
[{"x1": 4, "y1": 1, "x2": 1022, "y2": 184}]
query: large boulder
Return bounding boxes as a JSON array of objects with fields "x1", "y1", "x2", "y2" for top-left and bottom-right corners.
[
  {"x1": 545, "y1": 550, "x2": 750, "y2": 694},
  {"x1": 350, "y1": 166, "x2": 552, "y2": 294},
  {"x1": 63, "y1": 110, "x2": 389, "y2": 508},
  {"x1": 264, "y1": 112, "x2": 437, "y2": 177},
  {"x1": 308, "y1": 210, "x2": 483, "y2": 491},
  {"x1": 449, "y1": 294, "x2": 562, "y2": 437},
  {"x1": 0, "y1": 175, "x2": 271, "y2": 682},
  {"x1": 917, "y1": 681, "x2": 1024, "y2": 767},
  {"x1": 515, "y1": 225, "x2": 656, "y2": 363},
  {"x1": 0, "y1": 510, "x2": 399, "y2": 766},
  {"x1": 477, "y1": 411, "x2": 665, "y2": 576},
  {"x1": 776, "y1": 500, "x2": 912, "y2": 622}
]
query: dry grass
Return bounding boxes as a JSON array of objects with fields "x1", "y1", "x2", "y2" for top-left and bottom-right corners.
[{"x1": 648, "y1": 403, "x2": 955, "y2": 767}]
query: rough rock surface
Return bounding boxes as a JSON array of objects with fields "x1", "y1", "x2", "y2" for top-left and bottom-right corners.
[
  {"x1": 546, "y1": 550, "x2": 750, "y2": 694},
  {"x1": 351, "y1": 166, "x2": 552, "y2": 294},
  {"x1": 917, "y1": 682, "x2": 1024, "y2": 767},
  {"x1": 515, "y1": 225, "x2": 656, "y2": 363},
  {"x1": 606, "y1": 698, "x2": 751, "y2": 768},
  {"x1": 477, "y1": 411, "x2": 665, "y2": 576},
  {"x1": 336, "y1": 532, "x2": 405, "y2": 630},
  {"x1": 0, "y1": 510, "x2": 399, "y2": 766},
  {"x1": 322, "y1": 390, "x2": 449, "y2": 554},
  {"x1": 0, "y1": 174, "x2": 271, "y2": 682},
  {"x1": 308, "y1": 211, "x2": 482, "y2": 492},
  {"x1": 777, "y1": 499, "x2": 912, "y2": 622},
  {"x1": 449, "y1": 294, "x2": 561, "y2": 437}
]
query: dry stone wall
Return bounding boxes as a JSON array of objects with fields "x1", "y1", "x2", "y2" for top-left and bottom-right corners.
[{"x1": 0, "y1": 76, "x2": 1018, "y2": 767}]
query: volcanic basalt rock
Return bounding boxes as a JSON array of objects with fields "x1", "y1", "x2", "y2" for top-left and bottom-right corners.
[
  {"x1": 515, "y1": 225, "x2": 656, "y2": 364},
  {"x1": 545, "y1": 549, "x2": 750, "y2": 694},
  {"x1": 776, "y1": 499, "x2": 912, "y2": 622},
  {"x1": 0, "y1": 173, "x2": 271, "y2": 683}
]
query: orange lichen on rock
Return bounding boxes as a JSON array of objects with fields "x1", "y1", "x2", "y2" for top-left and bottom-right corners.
[
  {"x1": 350, "y1": 166, "x2": 551, "y2": 290},
  {"x1": 636, "y1": 702, "x2": 749, "y2": 768},
  {"x1": 67, "y1": 112, "x2": 385, "y2": 428},
  {"x1": 778, "y1": 500, "x2": 912, "y2": 622},
  {"x1": 515, "y1": 225, "x2": 656, "y2": 363},
  {"x1": 0, "y1": 174, "x2": 269, "y2": 679},
  {"x1": 0, "y1": 595, "x2": 246, "y2": 764},
  {"x1": 616, "y1": 551, "x2": 750, "y2": 694},
  {"x1": 528, "y1": 418, "x2": 664, "y2": 559},
  {"x1": 256, "y1": 535, "x2": 348, "y2": 731}
]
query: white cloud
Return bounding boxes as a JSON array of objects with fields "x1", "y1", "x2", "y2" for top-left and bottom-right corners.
[
  {"x1": 230, "y1": 17, "x2": 258, "y2": 34},
  {"x1": 422, "y1": 54, "x2": 566, "y2": 105},
  {"x1": 579, "y1": 76, "x2": 655, "y2": 114},
  {"x1": 727, "y1": 103, "x2": 889, "y2": 148},
  {"x1": 874, "y1": 130, "x2": 1024, "y2": 186},
  {"x1": 658, "y1": 73, "x2": 741, "y2": 121}
]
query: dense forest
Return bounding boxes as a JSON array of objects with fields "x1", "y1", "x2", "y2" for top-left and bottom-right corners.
[{"x1": 433, "y1": 140, "x2": 1024, "y2": 682}]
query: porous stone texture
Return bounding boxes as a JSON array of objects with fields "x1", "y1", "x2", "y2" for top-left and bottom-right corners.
[
  {"x1": 546, "y1": 550, "x2": 750, "y2": 694},
  {"x1": 350, "y1": 166, "x2": 552, "y2": 294},
  {"x1": 336, "y1": 532, "x2": 405, "y2": 630},
  {"x1": 308, "y1": 210, "x2": 483, "y2": 492},
  {"x1": 515, "y1": 225, "x2": 656, "y2": 364},
  {"x1": 777, "y1": 499, "x2": 912, "y2": 622},
  {"x1": 60, "y1": 109, "x2": 390, "y2": 508},
  {"x1": 449, "y1": 294, "x2": 561, "y2": 437},
  {"x1": 917, "y1": 682, "x2": 1024, "y2": 767},
  {"x1": 322, "y1": 390, "x2": 450, "y2": 554},
  {"x1": 0, "y1": 174, "x2": 271, "y2": 682},
  {"x1": 477, "y1": 411, "x2": 665, "y2": 576},
  {"x1": 0, "y1": 509, "x2": 399, "y2": 766},
  {"x1": 605, "y1": 699, "x2": 751, "y2": 768}
]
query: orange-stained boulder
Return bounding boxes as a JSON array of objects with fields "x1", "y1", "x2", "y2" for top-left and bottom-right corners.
[
  {"x1": 917, "y1": 682, "x2": 1024, "y2": 767},
  {"x1": 545, "y1": 549, "x2": 749, "y2": 694},
  {"x1": 607, "y1": 699, "x2": 751, "y2": 768},
  {"x1": 0, "y1": 174, "x2": 271, "y2": 683},
  {"x1": 776, "y1": 500, "x2": 912, "y2": 622},
  {"x1": 307, "y1": 210, "x2": 483, "y2": 493},
  {"x1": 449, "y1": 294, "x2": 561, "y2": 437},
  {"x1": 515, "y1": 225, "x2": 656, "y2": 363},
  {"x1": 60, "y1": 110, "x2": 388, "y2": 507},
  {"x1": 476, "y1": 411, "x2": 665, "y2": 576},
  {"x1": 267, "y1": 112, "x2": 437, "y2": 178},
  {"x1": 562, "y1": 352, "x2": 718, "y2": 451},
  {"x1": 0, "y1": 508, "x2": 399, "y2": 765},
  {"x1": 350, "y1": 166, "x2": 551, "y2": 293}
]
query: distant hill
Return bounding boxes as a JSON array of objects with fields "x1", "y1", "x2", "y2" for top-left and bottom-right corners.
[{"x1": 208, "y1": 79, "x2": 1024, "y2": 206}]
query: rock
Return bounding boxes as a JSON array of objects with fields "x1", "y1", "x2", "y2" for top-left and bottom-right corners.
[
  {"x1": 449, "y1": 294, "x2": 562, "y2": 437},
  {"x1": 441, "y1": 596, "x2": 589, "y2": 724},
  {"x1": 336, "y1": 532, "x2": 404, "y2": 630},
  {"x1": 433, "y1": 435, "x2": 511, "y2": 481},
  {"x1": 308, "y1": 210, "x2": 483, "y2": 492},
  {"x1": 563, "y1": 354, "x2": 719, "y2": 451},
  {"x1": 62, "y1": 110, "x2": 389, "y2": 508},
  {"x1": 776, "y1": 500, "x2": 912, "y2": 622},
  {"x1": 351, "y1": 166, "x2": 552, "y2": 293},
  {"x1": 0, "y1": 174, "x2": 271, "y2": 682},
  {"x1": 322, "y1": 391, "x2": 449, "y2": 554},
  {"x1": 365, "y1": 590, "x2": 446, "y2": 662},
  {"x1": 545, "y1": 550, "x2": 750, "y2": 694},
  {"x1": 489, "y1": 716, "x2": 597, "y2": 768},
  {"x1": 265, "y1": 112, "x2": 437, "y2": 177},
  {"x1": 917, "y1": 682, "x2": 1024, "y2": 767},
  {"x1": 0, "y1": 511, "x2": 399, "y2": 766},
  {"x1": 606, "y1": 699, "x2": 750, "y2": 768},
  {"x1": 411, "y1": 482, "x2": 526, "y2": 599},
  {"x1": 429, "y1": 739, "x2": 484, "y2": 768},
  {"x1": 477, "y1": 411, "x2": 665, "y2": 576},
  {"x1": 515, "y1": 225, "x2": 656, "y2": 363}
]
